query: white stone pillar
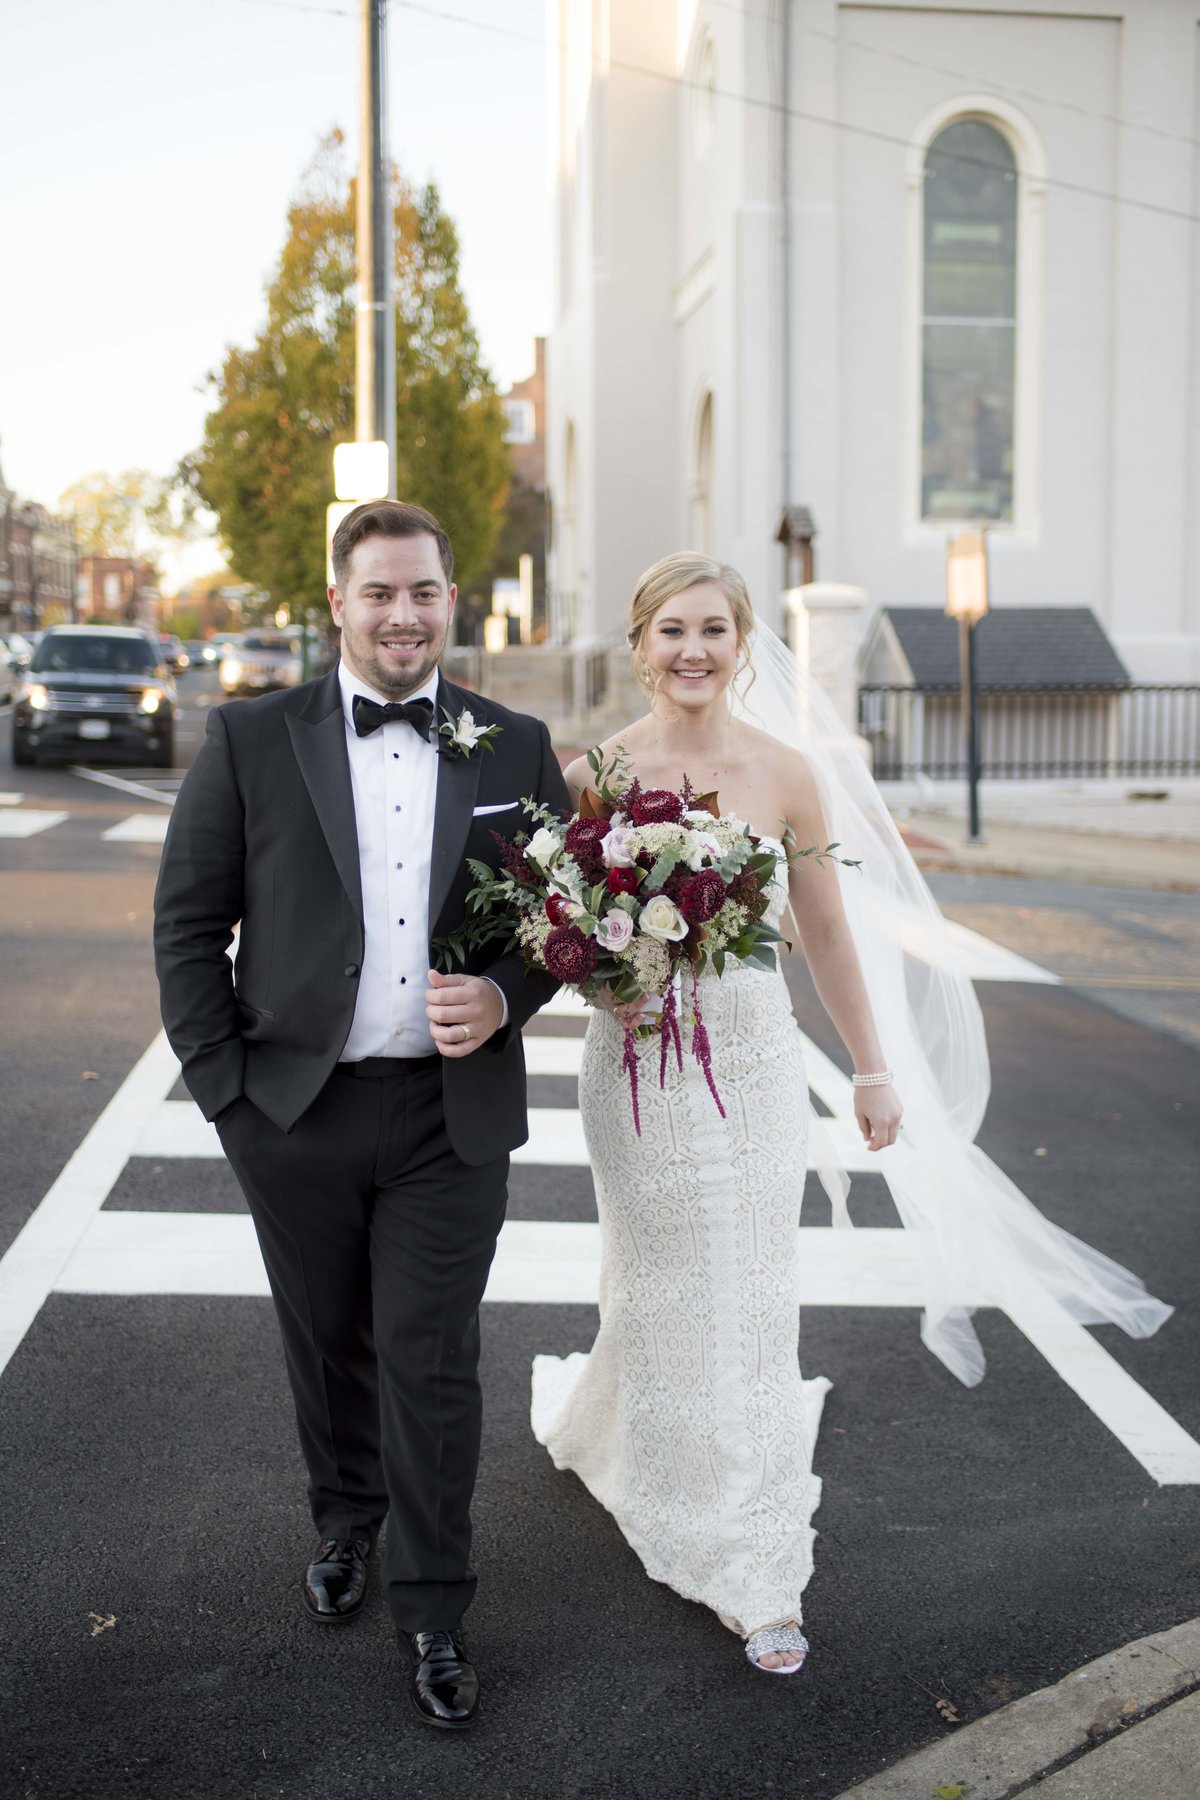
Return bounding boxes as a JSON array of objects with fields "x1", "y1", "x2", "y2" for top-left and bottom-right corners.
[{"x1": 785, "y1": 582, "x2": 869, "y2": 736}]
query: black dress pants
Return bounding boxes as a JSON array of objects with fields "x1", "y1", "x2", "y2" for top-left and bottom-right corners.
[{"x1": 216, "y1": 1057, "x2": 509, "y2": 1631}]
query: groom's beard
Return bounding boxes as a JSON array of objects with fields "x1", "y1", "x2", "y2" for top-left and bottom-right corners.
[{"x1": 339, "y1": 621, "x2": 446, "y2": 699}]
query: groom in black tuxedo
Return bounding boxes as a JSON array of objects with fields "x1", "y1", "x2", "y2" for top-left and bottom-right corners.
[{"x1": 154, "y1": 500, "x2": 568, "y2": 1729}]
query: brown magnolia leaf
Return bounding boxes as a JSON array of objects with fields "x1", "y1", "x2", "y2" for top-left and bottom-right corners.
[
  {"x1": 691, "y1": 790, "x2": 720, "y2": 818},
  {"x1": 577, "y1": 786, "x2": 615, "y2": 821},
  {"x1": 81, "y1": 1072, "x2": 100, "y2": 1081}
]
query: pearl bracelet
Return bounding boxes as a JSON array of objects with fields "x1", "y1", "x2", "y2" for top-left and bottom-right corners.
[{"x1": 851, "y1": 1070, "x2": 894, "y2": 1088}]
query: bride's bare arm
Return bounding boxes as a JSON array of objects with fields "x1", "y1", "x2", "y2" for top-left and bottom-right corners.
[{"x1": 781, "y1": 753, "x2": 902, "y2": 1151}]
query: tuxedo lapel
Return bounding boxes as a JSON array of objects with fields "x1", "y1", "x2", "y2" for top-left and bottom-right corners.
[
  {"x1": 428, "y1": 675, "x2": 484, "y2": 936},
  {"x1": 285, "y1": 670, "x2": 364, "y2": 924}
]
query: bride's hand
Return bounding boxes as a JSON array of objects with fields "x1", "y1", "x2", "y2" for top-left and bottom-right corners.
[
  {"x1": 595, "y1": 984, "x2": 658, "y2": 1029},
  {"x1": 855, "y1": 1084, "x2": 902, "y2": 1151}
]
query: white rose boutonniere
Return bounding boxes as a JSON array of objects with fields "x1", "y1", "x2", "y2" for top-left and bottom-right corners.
[{"x1": 437, "y1": 705, "x2": 502, "y2": 759}]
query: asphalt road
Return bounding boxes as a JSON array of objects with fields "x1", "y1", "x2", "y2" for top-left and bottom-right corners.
[{"x1": 1, "y1": 677, "x2": 1197, "y2": 1800}]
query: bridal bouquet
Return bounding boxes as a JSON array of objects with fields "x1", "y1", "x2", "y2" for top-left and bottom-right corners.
[{"x1": 435, "y1": 750, "x2": 851, "y2": 1132}]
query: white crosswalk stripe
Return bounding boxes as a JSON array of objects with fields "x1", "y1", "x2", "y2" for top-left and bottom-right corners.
[
  {"x1": 0, "y1": 932, "x2": 1194, "y2": 1480},
  {"x1": 0, "y1": 809, "x2": 67, "y2": 838},
  {"x1": 101, "y1": 813, "x2": 171, "y2": 843}
]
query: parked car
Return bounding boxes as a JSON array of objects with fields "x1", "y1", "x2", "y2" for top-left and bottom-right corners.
[
  {"x1": 11, "y1": 625, "x2": 178, "y2": 768},
  {"x1": 219, "y1": 632, "x2": 303, "y2": 696},
  {"x1": 195, "y1": 632, "x2": 242, "y2": 668},
  {"x1": 158, "y1": 633, "x2": 190, "y2": 674}
]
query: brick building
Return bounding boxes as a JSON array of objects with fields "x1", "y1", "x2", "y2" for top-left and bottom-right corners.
[
  {"x1": 78, "y1": 556, "x2": 161, "y2": 629},
  {"x1": 0, "y1": 444, "x2": 79, "y2": 631}
]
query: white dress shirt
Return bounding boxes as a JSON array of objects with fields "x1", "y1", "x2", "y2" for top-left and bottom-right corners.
[
  {"x1": 338, "y1": 660, "x2": 442, "y2": 1059},
  {"x1": 336, "y1": 660, "x2": 507, "y2": 1061}
]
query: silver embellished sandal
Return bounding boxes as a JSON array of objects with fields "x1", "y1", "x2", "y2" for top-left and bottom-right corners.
[{"x1": 744, "y1": 1619, "x2": 809, "y2": 1675}]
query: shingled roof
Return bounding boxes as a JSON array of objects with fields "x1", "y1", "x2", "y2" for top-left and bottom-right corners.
[{"x1": 880, "y1": 607, "x2": 1131, "y2": 690}]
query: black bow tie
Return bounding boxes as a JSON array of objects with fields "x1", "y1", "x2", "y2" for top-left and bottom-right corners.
[{"x1": 352, "y1": 694, "x2": 435, "y2": 740}]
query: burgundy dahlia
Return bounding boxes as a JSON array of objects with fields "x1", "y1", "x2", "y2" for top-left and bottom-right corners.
[
  {"x1": 730, "y1": 869, "x2": 766, "y2": 913},
  {"x1": 565, "y1": 816, "x2": 608, "y2": 875},
  {"x1": 676, "y1": 868, "x2": 727, "y2": 925},
  {"x1": 628, "y1": 787, "x2": 684, "y2": 826},
  {"x1": 606, "y1": 866, "x2": 639, "y2": 896},
  {"x1": 542, "y1": 925, "x2": 598, "y2": 984},
  {"x1": 545, "y1": 893, "x2": 573, "y2": 927}
]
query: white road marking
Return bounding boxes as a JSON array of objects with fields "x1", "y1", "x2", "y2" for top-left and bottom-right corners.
[
  {"x1": 0, "y1": 1032, "x2": 179, "y2": 1378},
  {"x1": 49, "y1": 1219, "x2": 957, "y2": 1312},
  {"x1": 1, "y1": 994, "x2": 1195, "y2": 1482},
  {"x1": 69, "y1": 765, "x2": 178, "y2": 806},
  {"x1": 1006, "y1": 1297, "x2": 1200, "y2": 1486},
  {"x1": 0, "y1": 809, "x2": 68, "y2": 838},
  {"x1": 539, "y1": 987, "x2": 590, "y2": 1020},
  {"x1": 102, "y1": 813, "x2": 171, "y2": 844},
  {"x1": 523, "y1": 1035, "x2": 584, "y2": 1076},
  {"x1": 866, "y1": 895, "x2": 1059, "y2": 985}
]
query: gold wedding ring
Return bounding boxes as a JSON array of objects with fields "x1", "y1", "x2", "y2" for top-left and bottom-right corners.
[{"x1": 459, "y1": 1022, "x2": 471, "y2": 1043}]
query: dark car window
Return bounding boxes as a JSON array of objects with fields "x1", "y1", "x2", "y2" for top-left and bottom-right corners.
[
  {"x1": 240, "y1": 635, "x2": 295, "y2": 652},
  {"x1": 32, "y1": 635, "x2": 159, "y2": 676}
]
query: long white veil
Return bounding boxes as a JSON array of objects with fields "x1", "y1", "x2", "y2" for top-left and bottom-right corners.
[{"x1": 736, "y1": 621, "x2": 1173, "y2": 1386}]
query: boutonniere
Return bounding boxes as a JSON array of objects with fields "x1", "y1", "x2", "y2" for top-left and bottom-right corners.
[{"x1": 437, "y1": 705, "x2": 502, "y2": 759}]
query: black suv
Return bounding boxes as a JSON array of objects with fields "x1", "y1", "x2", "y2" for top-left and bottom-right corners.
[{"x1": 11, "y1": 626, "x2": 178, "y2": 768}]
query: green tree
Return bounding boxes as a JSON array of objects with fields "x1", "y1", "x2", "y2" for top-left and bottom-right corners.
[
  {"x1": 58, "y1": 468, "x2": 162, "y2": 560},
  {"x1": 188, "y1": 132, "x2": 509, "y2": 612}
]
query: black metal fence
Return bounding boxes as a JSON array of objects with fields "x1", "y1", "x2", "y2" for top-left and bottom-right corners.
[{"x1": 858, "y1": 684, "x2": 1200, "y2": 779}]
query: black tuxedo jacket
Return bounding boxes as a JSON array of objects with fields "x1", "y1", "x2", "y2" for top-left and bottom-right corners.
[{"x1": 153, "y1": 667, "x2": 570, "y2": 1164}]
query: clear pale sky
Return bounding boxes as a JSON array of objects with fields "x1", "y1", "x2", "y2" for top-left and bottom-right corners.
[{"x1": 0, "y1": 0, "x2": 549, "y2": 525}]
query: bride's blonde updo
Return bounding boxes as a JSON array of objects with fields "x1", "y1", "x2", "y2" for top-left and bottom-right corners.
[{"x1": 627, "y1": 551, "x2": 756, "y2": 695}]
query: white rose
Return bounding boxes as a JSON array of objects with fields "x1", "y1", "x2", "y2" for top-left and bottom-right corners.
[
  {"x1": 524, "y1": 826, "x2": 561, "y2": 868},
  {"x1": 638, "y1": 894, "x2": 688, "y2": 942}
]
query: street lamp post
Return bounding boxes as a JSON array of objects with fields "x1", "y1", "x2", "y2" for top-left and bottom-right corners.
[
  {"x1": 356, "y1": 0, "x2": 396, "y2": 495},
  {"x1": 945, "y1": 528, "x2": 989, "y2": 846}
]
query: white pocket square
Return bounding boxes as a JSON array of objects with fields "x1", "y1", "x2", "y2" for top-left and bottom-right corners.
[{"x1": 472, "y1": 801, "x2": 520, "y2": 816}]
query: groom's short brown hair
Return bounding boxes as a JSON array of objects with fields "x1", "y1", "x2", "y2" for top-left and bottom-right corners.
[{"x1": 331, "y1": 500, "x2": 454, "y2": 590}]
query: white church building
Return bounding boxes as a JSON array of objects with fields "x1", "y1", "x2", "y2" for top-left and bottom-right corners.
[{"x1": 544, "y1": 0, "x2": 1200, "y2": 702}]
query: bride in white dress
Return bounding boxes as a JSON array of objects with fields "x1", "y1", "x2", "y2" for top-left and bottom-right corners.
[
  {"x1": 531, "y1": 553, "x2": 902, "y2": 1673},
  {"x1": 532, "y1": 550, "x2": 1173, "y2": 1676}
]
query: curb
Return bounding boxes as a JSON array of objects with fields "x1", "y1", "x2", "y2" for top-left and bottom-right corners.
[{"x1": 832, "y1": 1618, "x2": 1200, "y2": 1800}]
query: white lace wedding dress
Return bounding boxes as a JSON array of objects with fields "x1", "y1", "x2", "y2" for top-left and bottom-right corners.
[{"x1": 531, "y1": 848, "x2": 830, "y2": 1636}]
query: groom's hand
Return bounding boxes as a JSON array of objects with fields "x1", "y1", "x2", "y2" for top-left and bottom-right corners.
[{"x1": 426, "y1": 968, "x2": 505, "y2": 1057}]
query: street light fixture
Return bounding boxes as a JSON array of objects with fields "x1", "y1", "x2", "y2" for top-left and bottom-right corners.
[{"x1": 945, "y1": 528, "x2": 989, "y2": 845}]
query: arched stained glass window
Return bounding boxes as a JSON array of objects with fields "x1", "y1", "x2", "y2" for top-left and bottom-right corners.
[{"x1": 921, "y1": 120, "x2": 1017, "y2": 522}]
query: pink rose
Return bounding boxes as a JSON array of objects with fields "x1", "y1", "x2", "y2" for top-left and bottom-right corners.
[
  {"x1": 602, "y1": 826, "x2": 638, "y2": 869},
  {"x1": 596, "y1": 910, "x2": 634, "y2": 952}
]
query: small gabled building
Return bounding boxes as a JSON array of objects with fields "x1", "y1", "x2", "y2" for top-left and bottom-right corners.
[{"x1": 858, "y1": 606, "x2": 1136, "y2": 778}]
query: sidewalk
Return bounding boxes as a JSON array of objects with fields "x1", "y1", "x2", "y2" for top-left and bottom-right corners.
[
  {"x1": 898, "y1": 812, "x2": 1198, "y2": 890},
  {"x1": 832, "y1": 1618, "x2": 1200, "y2": 1799}
]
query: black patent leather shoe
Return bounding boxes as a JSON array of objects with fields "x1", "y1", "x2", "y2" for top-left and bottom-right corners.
[
  {"x1": 301, "y1": 1537, "x2": 371, "y2": 1624},
  {"x1": 399, "y1": 1629, "x2": 480, "y2": 1730}
]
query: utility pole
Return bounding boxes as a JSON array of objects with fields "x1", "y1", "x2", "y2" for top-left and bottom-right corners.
[{"x1": 356, "y1": 0, "x2": 396, "y2": 497}]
